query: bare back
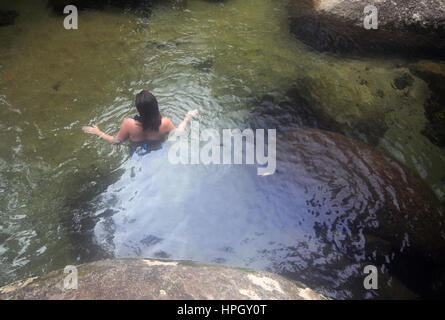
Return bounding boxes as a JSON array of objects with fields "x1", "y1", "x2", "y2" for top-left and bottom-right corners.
[
  {"x1": 83, "y1": 109, "x2": 197, "y2": 146},
  {"x1": 116, "y1": 116, "x2": 175, "y2": 143}
]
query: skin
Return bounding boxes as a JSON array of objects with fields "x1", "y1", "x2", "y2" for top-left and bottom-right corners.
[{"x1": 82, "y1": 109, "x2": 198, "y2": 144}]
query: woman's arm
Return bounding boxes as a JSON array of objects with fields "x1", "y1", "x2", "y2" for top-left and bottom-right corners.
[
  {"x1": 82, "y1": 119, "x2": 131, "y2": 144},
  {"x1": 175, "y1": 109, "x2": 198, "y2": 134}
]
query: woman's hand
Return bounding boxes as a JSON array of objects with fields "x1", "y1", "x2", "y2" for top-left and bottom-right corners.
[
  {"x1": 187, "y1": 109, "x2": 198, "y2": 118},
  {"x1": 82, "y1": 125, "x2": 101, "y2": 136},
  {"x1": 82, "y1": 124, "x2": 122, "y2": 144},
  {"x1": 175, "y1": 109, "x2": 199, "y2": 135}
]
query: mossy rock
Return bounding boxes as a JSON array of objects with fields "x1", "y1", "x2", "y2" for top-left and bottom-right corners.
[
  {"x1": 408, "y1": 60, "x2": 445, "y2": 148},
  {"x1": 291, "y1": 57, "x2": 445, "y2": 201}
]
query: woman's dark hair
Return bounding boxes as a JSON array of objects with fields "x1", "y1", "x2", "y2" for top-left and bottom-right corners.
[{"x1": 134, "y1": 90, "x2": 162, "y2": 131}]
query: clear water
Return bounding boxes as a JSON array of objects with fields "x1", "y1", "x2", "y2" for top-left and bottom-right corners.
[{"x1": 1, "y1": 0, "x2": 444, "y2": 299}]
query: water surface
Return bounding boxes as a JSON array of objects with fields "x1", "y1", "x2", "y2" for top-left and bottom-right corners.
[{"x1": 1, "y1": 0, "x2": 444, "y2": 299}]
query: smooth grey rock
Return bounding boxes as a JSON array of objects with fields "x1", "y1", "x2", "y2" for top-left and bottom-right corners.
[{"x1": 0, "y1": 258, "x2": 327, "y2": 300}]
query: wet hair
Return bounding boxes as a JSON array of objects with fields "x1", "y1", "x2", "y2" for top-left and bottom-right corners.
[{"x1": 134, "y1": 90, "x2": 162, "y2": 131}]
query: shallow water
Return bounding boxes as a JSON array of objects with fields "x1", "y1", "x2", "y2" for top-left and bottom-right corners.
[{"x1": 1, "y1": 0, "x2": 444, "y2": 299}]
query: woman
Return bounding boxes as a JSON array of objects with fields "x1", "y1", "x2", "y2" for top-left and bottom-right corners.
[{"x1": 82, "y1": 90, "x2": 198, "y2": 151}]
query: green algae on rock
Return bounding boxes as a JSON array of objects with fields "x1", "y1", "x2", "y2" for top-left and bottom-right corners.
[{"x1": 291, "y1": 58, "x2": 445, "y2": 201}]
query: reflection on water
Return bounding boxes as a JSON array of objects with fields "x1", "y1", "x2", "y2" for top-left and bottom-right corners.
[{"x1": 1, "y1": 0, "x2": 444, "y2": 299}]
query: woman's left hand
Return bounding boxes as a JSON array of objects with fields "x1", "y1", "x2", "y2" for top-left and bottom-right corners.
[
  {"x1": 187, "y1": 109, "x2": 198, "y2": 118},
  {"x1": 82, "y1": 125, "x2": 101, "y2": 135}
]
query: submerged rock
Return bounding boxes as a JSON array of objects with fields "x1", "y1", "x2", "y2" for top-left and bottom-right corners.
[
  {"x1": 294, "y1": 62, "x2": 419, "y2": 146},
  {"x1": 0, "y1": 258, "x2": 327, "y2": 300},
  {"x1": 289, "y1": 0, "x2": 445, "y2": 58},
  {"x1": 392, "y1": 73, "x2": 414, "y2": 91},
  {"x1": 192, "y1": 58, "x2": 214, "y2": 72},
  {"x1": 248, "y1": 89, "x2": 338, "y2": 133},
  {"x1": 274, "y1": 129, "x2": 445, "y2": 298},
  {"x1": 408, "y1": 60, "x2": 445, "y2": 148},
  {"x1": 287, "y1": 57, "x2": 445, "y2": 201}
]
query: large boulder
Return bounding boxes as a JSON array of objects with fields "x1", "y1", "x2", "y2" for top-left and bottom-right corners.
[
  {"x1": 0, "y1": 258, "x2": 327, "y2": 300},
  {"x1": 271, "y1": 129, "x2": 445, "y2": 298},
  {"x1": 289, "y1": 0, "x2": 445, "y2": 58},
  {"x1": 46, "y1": 0, "x2": 157, "y2": 14},
  {"x1": 276, "y1": 57, "x2": 445, "y2": 201}
]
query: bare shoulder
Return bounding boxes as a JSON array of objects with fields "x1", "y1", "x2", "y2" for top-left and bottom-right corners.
[
  {"x1": 122, "y1": 117, "x2": 136, "y2": 127},
  {"x1": 124, "y1": 117, "x2": 136, "y2": 123},
  {"x1": 161, "y1": 117, "x2": 175, "y2": 132}
]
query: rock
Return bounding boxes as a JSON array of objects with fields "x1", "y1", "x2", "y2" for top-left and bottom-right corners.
[
  {"x1": 289, "y1": 0, "x2": 445, "y2": 58},
  {"x1": 47, "y1": 0, "x2": 106, "y2": 13},
  {"x1": 248, "y1": 89, "x2": 335, "y2": 131},
  {"x1": 274, "y1": 129, "x2": 445, "y2": 298},
  {"x1": 392, "y1": 73, "x2": 414, "y2": 91},
  {"x1": 0, "y1": 10, "x2": 19, "y2": 27},
  {"x1": 287, "y1": 57, "x2": 445, "y2": 201},
  {"x1": 46, "y1": 0, "x2": 156, "y2": 15},
  {"x1": 408, "y1": 60, "x2": 445, "y2": 148},
  {"x1": 409, "y1": 60, "x2": 445, "y2": 77},
  {"x1": 0, "y1": 258, "x2": 327, "y2": 300},
  {"x1": 293, "y1": 62, "x2": 427, "y2": 146},
  {"x1": 192, "y1": 58, "x2": 214, "y2": 72}
]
